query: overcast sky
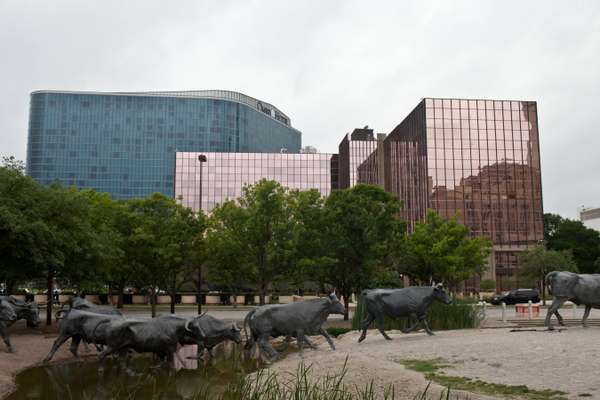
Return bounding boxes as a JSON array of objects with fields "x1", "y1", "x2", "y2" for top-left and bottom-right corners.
[{"x1": 1, "y1": 1, "x2": 598, "y2": 218}]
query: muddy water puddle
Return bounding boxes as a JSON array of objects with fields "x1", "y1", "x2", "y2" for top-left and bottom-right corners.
[{"x1": 5, "y1": 345, "x2": 262, "y2": 400}]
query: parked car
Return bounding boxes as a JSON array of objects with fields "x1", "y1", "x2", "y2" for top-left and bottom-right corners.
[{"x1": 490, "y1": 289, "x2": 540, "y2": 305}]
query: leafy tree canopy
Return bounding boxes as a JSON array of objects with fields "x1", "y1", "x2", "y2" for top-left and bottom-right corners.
[
  {"x1": 398, "y1": 210, "x2": 492, "y2": 287},
  {"x1": 544, "y1": 213, "x2": 600, "y2": 273}
]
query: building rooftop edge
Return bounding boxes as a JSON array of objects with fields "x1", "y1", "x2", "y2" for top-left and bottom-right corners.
[
  {"x1": 30, "y1": 89, "x2": 299, "y2": 132},
  {"x1": 421, "y1": 97, "x2": 537, "y2": 103}
]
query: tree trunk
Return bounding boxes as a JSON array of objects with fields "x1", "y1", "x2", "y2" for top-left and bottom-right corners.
[
  {"x1": 5, "y1": 279, "x2": 16, "y2": 296},
  {"x1": 259, "y1": 280, "x2": 266, "y2": 306},
  {"x1": 541, "y1": 277, "x2": 547, "y2": 306},
  {"x1": 258, "y1": 249, "x2": 267, "y2": 306},
  {"x1": 343, "y1": 290, "x2": 350, "y2": 321},
  {"x1": 117, "y1": 282, "x2": 124, "y2": 309},
  {"x1": 170, "y1": 277, "x2": 177, "y2": 314},
  {"x1": 46, "y1": 270, "x2": 53, "y2": 326},
  {"x1": 196, "y1": 267, "x2": 202, "y2": 315},
  {"x1": 150, "y1": 287, "x2": 157, "y2": 318}
]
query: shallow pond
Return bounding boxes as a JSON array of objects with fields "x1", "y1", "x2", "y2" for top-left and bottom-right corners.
[{"x1": 6, "y1": 345, "x2": 262, "y2": 400}]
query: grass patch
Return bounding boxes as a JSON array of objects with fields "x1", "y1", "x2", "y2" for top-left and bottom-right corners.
[
  {"x1": 399, "y1": 358, "x2": 451, "y2": 374},
  {"x1": 398, "y1": 358, "x2": 567, "y2": 400}
]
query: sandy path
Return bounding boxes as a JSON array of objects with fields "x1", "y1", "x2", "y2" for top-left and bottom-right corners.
[{"x1": 269, "y1": 327, "x2": 600, "y2": 400}]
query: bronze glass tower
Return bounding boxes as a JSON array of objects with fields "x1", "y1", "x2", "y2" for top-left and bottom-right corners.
[{"x1": 360, "y1": 98, "x2": 544, "y2": 290}]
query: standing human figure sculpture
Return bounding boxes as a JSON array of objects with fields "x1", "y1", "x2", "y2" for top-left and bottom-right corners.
[{"x1": 358, "y1": 284, "x2": 452, "y2": 343}]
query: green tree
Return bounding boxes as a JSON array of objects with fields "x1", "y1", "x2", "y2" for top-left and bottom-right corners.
[
  {"x1": 398, "y1": 211, "x2": 491, "y2": 290},
  {"x1": 518, "y1": 245, "x2": 578, "y2": 304},
  {"x1": 205, "y1": 200, "x2": 253, "y2": 305},
  {"x1": 238, "y1": 179, "x2": 293, "y2": 305},
  {"x1": 543, "y1": 213, "x2": 564, "y2": 242},
  {"x1": 323, "y1": 184, "x2": 404, "y2": 319},
  {"x1": 284, "y1": 189, "x2": 334, "y2": 291},
  {"x1": 37, "y1": 184, "x2": 106, "y2": 324},
  {"x1": 0, "y1": 160, "x2": 112, "y2": 323},
  {"x1": 545, "y1": 215, "x2": 600, "y2": 274},
  {"x1": 0, "y1": 163, "x2": 51, "y2": 294},
  {"x1": 127, "y1": 193, "x2": 204, "y2": 317}
]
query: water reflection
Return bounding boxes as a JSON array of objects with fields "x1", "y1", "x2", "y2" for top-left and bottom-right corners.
[{"x1": 6, "y1": 344, "x2": 260, "y2": 400}]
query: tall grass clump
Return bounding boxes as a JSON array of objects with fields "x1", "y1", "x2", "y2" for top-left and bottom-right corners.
[
  {"x1": 194, "y1": 358, "x2": 469, "y2": 400},
  {"x1": 351, "y1": 295, "x2": 483, "y2": 331}
]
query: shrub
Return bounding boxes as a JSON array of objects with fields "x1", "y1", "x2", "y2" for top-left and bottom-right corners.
[
  {"x1": 479, "y1": 279, "x2": 496, "y2": 292},
  {"x1": 351, "y1": 293, "x2": 483, "y2": 331}
]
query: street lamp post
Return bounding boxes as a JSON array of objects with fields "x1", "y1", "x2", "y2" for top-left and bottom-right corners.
[{"x1": 197, "y1": 154, "x2": 207, "y2": 315}]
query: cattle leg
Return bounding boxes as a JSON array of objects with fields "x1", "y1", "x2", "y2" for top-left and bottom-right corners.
[
  {"x1": 402, "y1": 315, "x2": 419, "y2": 334},
  {"x1": 276, "y1": 335, "x2": 292, "y2": 352},
  {"x1": 419, "y1": 316, "x2": 434, "y2": 336},
  {"x1": 296, "y1": 330, "x2": 305, "y2": 357},
  {"x1": 376, "y1": 315, "x2": 392, "y2": 340},
  {"x1": 98, "y1": 345, "x2": 121, "y2": 361},
  {"x1": 257, "y1": 334, "x2": 278, "y2": 360},
  {"x1": 69, "y1": 336, "x2": 82, "y2": 358},
  {"x1": 0, "y1": 324, "x2": 14, "y2": 353},
  {"x1": 554, "y1": 310, "x2": 566, "y2": 326},
  {"x1": 44, "y1": 334, "x2": 72, "y2": 362},
  {"x1": 582, "y1": 305, "x2": 592, "y2": 327},
  {"x1": 545, "y1": 298, "x2": 566, "y2": 330},
  {"x1": 358, "y1": 311, "x2": 375, "y2": 342},
  {"x1": 319, "y1": 327, "x2": 335, "y2": 350},
  {"x1": 302, "y1": 336, "x2": 317, "y2": 349}
]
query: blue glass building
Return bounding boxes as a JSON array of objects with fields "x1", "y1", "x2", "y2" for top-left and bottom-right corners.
[{"x1": 26, "y1": 90, "x2": 302, "y2": 199}]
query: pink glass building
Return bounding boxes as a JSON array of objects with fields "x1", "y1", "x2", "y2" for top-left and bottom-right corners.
[{"x1": 175, "y1": 152, "x2": 337, "y2": 213}]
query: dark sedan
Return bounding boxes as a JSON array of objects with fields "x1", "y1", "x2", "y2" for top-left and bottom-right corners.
[{"x1": 490, "y1": 289, "x2": 540, "y2": 305}]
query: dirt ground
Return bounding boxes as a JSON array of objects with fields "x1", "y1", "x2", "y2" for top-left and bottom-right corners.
[
  {"x1": 2, "y1": 325, "x2": 600, "y2": 399},
  {"x1": 269, "y1": 327, "x2": 600, "y2": 400}
]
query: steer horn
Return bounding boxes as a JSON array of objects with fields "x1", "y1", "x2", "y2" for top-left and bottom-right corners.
[{"x1": 185, "y1": 319, "x2": 193, "y2": 332}]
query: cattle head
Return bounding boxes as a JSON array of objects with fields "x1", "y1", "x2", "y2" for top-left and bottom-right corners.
[
  {"x1": 0, "y1": 299, "x2": 17, "y2": 322},
  {"x1": 433, "y1": 284, "x2": 452, "y2": 304},
  {"x1": 327, "y1": 293, "x2": 346, "y2": 315},
  {"x1": 24, "y1": 302, "x2": 41, "y2": 328},
  {"x1": 184, "y1": 316, "x2": 207, "y2": 343},
  {"x1": 226, "y1": 323, "x2": 242, "y2": 344}
]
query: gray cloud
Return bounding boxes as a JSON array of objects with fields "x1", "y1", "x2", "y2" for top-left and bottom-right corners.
[{"x1": 1, "y1": 0, "x2": 598, "y2": 218}]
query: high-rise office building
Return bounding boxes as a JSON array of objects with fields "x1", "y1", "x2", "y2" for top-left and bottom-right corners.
[
  {"x1": 338, "y1": 127, "x2": 378, "y2": 189},
  {"x1": 357, "y1": 98, "x2": 544, "y2": 290},
  {"x1": 579, "y1": 206, "x2": 600, "y2": 231},
  {"x1": 175, "y1": 152, "x2": 337, "y2": 212},
  {"x1": 26, "y1": 90, "x2": 301, "y2": 199}
]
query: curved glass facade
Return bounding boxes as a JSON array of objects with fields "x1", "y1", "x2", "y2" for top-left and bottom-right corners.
[{"x1": 26, "y1": 90, "x2": 301, "y2": 199}]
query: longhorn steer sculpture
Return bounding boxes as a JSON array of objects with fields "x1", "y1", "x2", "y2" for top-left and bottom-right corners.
[
  {"x1": 179, "y1": 314, "x2": 241, "y2": 359},
  {"x1": 66, "y1": 296, "x2": 122, "y2": 316},
  {"x1": 44, "y1": 309, "x2": 124, "y2": 362},
  {"x1": 97, "y1": 315, "x2": 207, "y2": 362},
  {"x1": 545, "y1": 271, "x2": 600, "y2": 330},
  {"x1": 0, "y1": 298, "x2": 18, "y2": 352},
  {"x1": 243, "y1": 293, "x2": 345, "y2": 359},
  {"x1": 358, "y1": 285, "x2": 452, "y2": 343},
  {"x1": 0, "y1": 296, "x2": 40, "y2": 353}
]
